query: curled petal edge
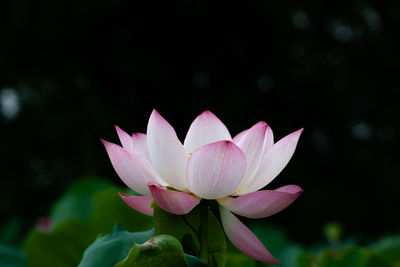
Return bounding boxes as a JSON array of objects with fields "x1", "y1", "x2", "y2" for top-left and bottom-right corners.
[
  {"x1": 218, "y1": 185, "x2": 303, "y2": 218},
  {"x1": 148, "y1": 182, "x2": 200, "y2": 215}
]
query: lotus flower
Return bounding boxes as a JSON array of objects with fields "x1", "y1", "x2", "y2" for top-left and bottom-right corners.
[{"x1": 101, "y1": 110, "x2": 303, "y2": 264}]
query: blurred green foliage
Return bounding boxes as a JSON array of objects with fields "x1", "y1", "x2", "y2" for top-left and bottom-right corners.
[
  {"x1": 369, "y1": 236, "x2": 400, "y2": 266},
  {"x1": 0, "y1": 243, "x2": 25, "y2": 267},
  {"x1": 1, "y1": 177, "x2": 400, "y2": 266},
  {"x1": 50, "y1": 177, "x2": 111, "y2": 227},
  {"x1": 24, "y1": 219, "x2": 96, "y2": 267},
  {"x1": 22, "y1": 178, "x2": 153, "y2": 267}
]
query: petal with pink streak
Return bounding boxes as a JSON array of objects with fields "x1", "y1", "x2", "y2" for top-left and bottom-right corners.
[
  {"x1": 183, "y1": 110, "x2": 231, "y2": 153},
  {"x1": 233, "y1": 121, "x2": 271, "y2": 144},
  {"x1": 131, "y1": 132, "x2": 151, "y2": 161},
  {"x1": 233, "y1": 122, "x2": 273, "y2": 189},
  {"x1": 186, "y1": 140, "x2": 246, "y2": 199},
  {"x1": 115, "y1": 125, "x2": 136, "y2": 155},
  {"x1": 238, "y1": 128, "x2": 303, "y2": 195},
  {"x1": 219, "y1": 206, "x2": 280, "y2": 264},
  {"x1": 115, "y1": 126, "x2": 166, "y2": 185},
  {"x1": 218, "y1": 185, "x2": 303, "y2": 218},
  {"x1": 264, "y1": 125, "x2": 274, "y2": 150},
  {"x1": 119, "y1": 193, "x2": 154, "y2": 216},
  {"x1": 101, "y1": 139, "x2": 157, "y2": 195},
  {"x1": 115, "y1": 126, "x2": 151, "y2": 162},
  {"x1": 147, "y1": 109, "x2": 188, "y2": 190},
  {"x1": 148, "y1": 182, "x2": 200, "y2": 215}
]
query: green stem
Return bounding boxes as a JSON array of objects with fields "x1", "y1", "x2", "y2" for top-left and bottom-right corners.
[{"x1": 199, "y1": 200, "x2": 209, "y2": 263}]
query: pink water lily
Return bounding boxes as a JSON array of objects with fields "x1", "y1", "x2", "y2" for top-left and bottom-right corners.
[{"x1": 102, "y1": 109, "x2": 303, "y2": 264}]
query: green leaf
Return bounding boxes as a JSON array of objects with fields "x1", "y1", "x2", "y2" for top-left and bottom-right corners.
[
  {"x1": 51, "y1": 177, "x2": 111, "y2": 227},
  {"x1": 23, "y1": 219, "x2": 97, "y2": 267},
  {"x1": 369, "y1": 235, "x2": 400, "y2": 266},
  {"x1": 115, "y1": 235, "x2": 188, "y2": 267},
  {"x1": 152, "y1": 202, "x2": 226, "y2": 266},
  {"x1": 25, "y1": 177, "x2": 154, "y2": 267},
  {"x1": 24, "y1": 181, "x2": 154, "y2": 267},
  {"x1": 78, "y1": 224, "x2": 155, "y2": 267},
  {"x1": 50, "y1": 177, "x2": 152, "y2": 233},
  {"x1": 0, "y1": 243, "x2": 26, "y2": 267},
  {"x1": 79, "y1": 224, "x2": 205, "y2": 267}
]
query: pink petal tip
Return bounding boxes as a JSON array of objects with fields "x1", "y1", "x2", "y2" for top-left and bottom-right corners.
[{"x1": 119, "y1": 192, "x2": 154, "y2": 216}]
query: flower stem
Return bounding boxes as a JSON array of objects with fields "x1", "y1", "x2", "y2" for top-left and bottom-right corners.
[{"x1": 199, "y1": 200, "x2": 209, "y2": 263}]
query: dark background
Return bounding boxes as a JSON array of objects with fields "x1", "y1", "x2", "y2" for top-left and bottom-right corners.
[{"x1": 1, "y1": 0, "x2": 399, "y2": 245}]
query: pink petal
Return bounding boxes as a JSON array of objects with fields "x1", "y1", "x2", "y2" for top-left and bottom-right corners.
[
  {"x1": 183, "y1": 110, "x2": 231, "y2": 153},
  {"x1": 232, "y1": 129, "x2": 248, "y2": 143},
  {"x1": 218, "y1": 185, "x2": 303, "y2": 218},
  {"x1": 131, "y1": 132, "x2": 151, "y2": 161},
  {"x1": 115, "y1": 125, "x2": 136, "y2": 155},
  {"x1": 233, "y1": 122, "x2": 274, "y2": 190},
  {"x1": 148, "y1": 182, "x2": 200, "y2": 215},
  {"x1": 147, "y1": 109, "x2": 188, "y2": 190},
  {"x1": 115, "y1": 127, "x2": 167, "y2": 186},
  {"x1": 219, "y1": 206, "x2": 280, "y2": 264},
  {"x1": 239, "y1": 128, "x2": 303, "y2": 195},
  {"x1": 115, "y1": 126, "x2": 151, "y2": 162},
  {"x1": 119, "y1": 193, "x2": 154, "y2": 216},
  {"x1": 265, "y1": 125, "x2": 274, "y2": 150},
  {"x1": 101, "y1": 139, "x2": 157, "y2": 195},
  {"x1": 233, "y1": 121, "x2": 272, "y2": 144},
  {"x1": 186, "y1": 140, "x2": 246, "y2": 199}
]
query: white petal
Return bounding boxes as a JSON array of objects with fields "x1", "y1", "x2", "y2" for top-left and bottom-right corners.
[
  {"x1": 115, "y1": 125, "x2": 136, "y2": 155},
  {"x1": 116, "y1": 126, "x2": 167, "y2": 186},
  {"x1": 238, "y1": 129, "x2": 303, "y2": 195},
  {"x1": 233, "y1": 122, "x2": 273, "y2": 190},
  {"x1": 183, "y1": 110, "x2": 231, "y2": 153},
  {"x1": 147, "y1": 109, "x2": 188, "y2": 190}
]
